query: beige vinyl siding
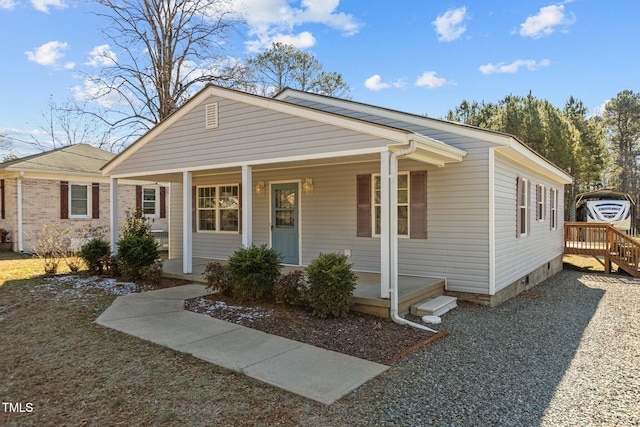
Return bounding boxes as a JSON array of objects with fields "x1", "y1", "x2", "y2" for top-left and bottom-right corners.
[
  {"x1": 168, "y1": 182, "x2": 183, "y2": 259},
  {"x1": 109, "y1": 96, "x2": 392, "y2": 176},
  {"x1": 169, "y1": 153, "x2": 491, "y2": 292},
  {"x1": 493, "y1": 152, "x2": 565, "y2": 292}
]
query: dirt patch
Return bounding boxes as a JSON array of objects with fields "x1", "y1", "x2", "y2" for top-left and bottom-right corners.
[{"x1": 185, "y1": 294, "x2": 442, "y2": 365}]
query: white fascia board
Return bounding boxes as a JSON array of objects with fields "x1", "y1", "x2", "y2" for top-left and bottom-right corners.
[
  {"x1": 495, "y1": 142, "x2": 573, "y2": 184},
  {"x1": 410, "y1": 134, "x2": 467, "y2": 161},
  {"x1": 103, "y1": 86, "x2": 416, "y2": 176},
  {"x1": 109, "y1": 146, "x2": 387, "y2": 179}
]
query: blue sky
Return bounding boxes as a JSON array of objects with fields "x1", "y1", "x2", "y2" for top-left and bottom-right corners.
[{"x1": 1, "y1": 0, "x2": 639, "y2": 156}]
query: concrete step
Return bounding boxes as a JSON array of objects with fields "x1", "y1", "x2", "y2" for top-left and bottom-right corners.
[{"x1": 411, "y1": 295, "x2": 457, "y2": 317}]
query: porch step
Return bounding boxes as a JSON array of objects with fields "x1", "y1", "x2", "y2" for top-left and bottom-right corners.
[{"x1": 411, "y1": 295, "x2": 457, "y2": 317}]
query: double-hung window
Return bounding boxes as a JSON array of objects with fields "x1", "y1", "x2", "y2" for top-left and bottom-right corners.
[
  {"x1": 517, "y1": 177, "x2": 529, "y2": 237},
  {"x1": 373, "y1": 173, "x2": 409, "y2": 236},
  {"x1": 70, "y1": 184, "x2": 90, "y2": 218},
  {"x1": 142, "y1": 187, "x2": 158, "y2": 217},
  {"x1": 197, "y1": 185, "x2": 239, "y2": 232}
]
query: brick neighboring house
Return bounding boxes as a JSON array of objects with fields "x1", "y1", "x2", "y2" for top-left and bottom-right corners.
[{"x1": 0, "y1": 144, "x2": 168, "y2": 253}]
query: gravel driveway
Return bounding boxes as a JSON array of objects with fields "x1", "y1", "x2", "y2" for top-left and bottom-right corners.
[{"x1": 320, "y1": 270, "x2": 640, "y2": 426}]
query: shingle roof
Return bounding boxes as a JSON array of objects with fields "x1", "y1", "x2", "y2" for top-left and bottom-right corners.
[{"x1": 0, "y1": 144, "x2": 116, "y2": 175}]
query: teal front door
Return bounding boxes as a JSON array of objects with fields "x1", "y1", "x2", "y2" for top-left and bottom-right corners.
[{"x1": 272, "y1": 183, "x2": 299, "y2": 265}]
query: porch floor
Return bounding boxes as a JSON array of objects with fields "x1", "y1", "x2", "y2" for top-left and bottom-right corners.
[{"x1": 162, "y1": 258, "x2": 446, "y2": 319}]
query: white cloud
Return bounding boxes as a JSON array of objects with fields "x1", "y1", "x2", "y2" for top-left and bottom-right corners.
[
  {"x1": 519, "y1": 4, "x2": 576, "y2": 38},
  {"x1": 235, "y1": 0, "x2": 361, "y2": 52},
  {"x1": 0, "y1": 0, "x2": 17, "y2": 10},
  {"x1": 364, "y1": 75, "x2": 390, "y2": 91},
  {"x1": 415, "y1": 71, "x2": 448, "y2": 88},
  {"x1": 364, "y1": 74, "x2": 406, "y2": 92},
  {"x1": 30, "y1": 0, "x2": 67, "y2": 13},
  {"x1": 72, "y1": 77, "x2": 128, "y2": 109},
  {"x1": 479, "y1": 59, "x2": 551, "y2": 74},
  {"x1": 245, "y1": 31, "x2": 316, "y2": 52},
  {"x1": 432, "y1": 7, "x2": 468, "y2": 42},
  {"x1": 85, "y1": 45, "x2": 118, "y2": 67},
  {"x1": 25, "y1": 41, "x2": 69, "y2": 67},
  {"x1": 591, "y1": 100, "x2": 609, "y2": 118}
]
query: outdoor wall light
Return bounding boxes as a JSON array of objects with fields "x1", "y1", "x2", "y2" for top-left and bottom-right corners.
[
  {"x1": 303, "y1": 177, "x2": 314, "y2": 195},
  {"x1": 255, "y1": 181, "x2": 265, "y2": 195}
]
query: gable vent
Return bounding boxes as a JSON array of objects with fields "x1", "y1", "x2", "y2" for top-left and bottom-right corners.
[{"x1": 205, "y1": 102, "x2": 219, "y2": 130}]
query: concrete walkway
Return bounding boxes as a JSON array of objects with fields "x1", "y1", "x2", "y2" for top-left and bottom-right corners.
[{"x1": 95, "y1": 284, "x2": 388, "y2": 405}]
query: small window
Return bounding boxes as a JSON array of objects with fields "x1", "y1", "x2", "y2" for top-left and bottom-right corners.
[
  {"x1": 550, "y1": 188, "x2": 558, "y2": 230},
  {"x1": 70, "y1": 184, "x2": 90, "y2": 218},
  {"x1": 537, "y1": 184, "x2": 546, "y2": 221},
  {"x1": 373, "y1": 173, "x2": 409, "y2": 236},
  {"x1": 518, "y1": 178, "x2": 529, "y2": 237},
  {"x1": 142, "y1": 187, "x2": 158, "y2": 217},
  {"x1": 197, "y1": 184, "x2": 239, "y2": 232},
  {"x1": 205, "y1": 103, "x2": 218, "y2": 130}
]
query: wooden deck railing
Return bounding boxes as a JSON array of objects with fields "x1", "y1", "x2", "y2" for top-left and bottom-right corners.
[{"x1": 564, "y1": 222, "x2": 640, "y2": 277}]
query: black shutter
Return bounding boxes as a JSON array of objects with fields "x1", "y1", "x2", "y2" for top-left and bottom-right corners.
[
  {"x1": 410, "y1": 171, "x2": 427, "y2": 239},
  {"x1": 357, "y1": 175, "x2": 372, "y2": 237},
  {"x1": 92, "y1": 183, "x2": 100, "y2": 219},
  {"x1": 60, "y1": 181, "x2": 69, "y2": 219}
]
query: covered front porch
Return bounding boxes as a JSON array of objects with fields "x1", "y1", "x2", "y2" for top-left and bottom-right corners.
[{"x1": 163, "y1": 258, "x2": 446, "y2": 318}]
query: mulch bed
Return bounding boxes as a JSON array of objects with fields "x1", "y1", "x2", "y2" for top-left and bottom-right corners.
[{"x1": 185, "y1": 294, "x2": 447, "y2": 365}]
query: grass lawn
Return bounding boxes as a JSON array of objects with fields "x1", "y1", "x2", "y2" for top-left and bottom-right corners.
[{"x1": 0, "y1": 252, "x2": 332, "y2": 426}]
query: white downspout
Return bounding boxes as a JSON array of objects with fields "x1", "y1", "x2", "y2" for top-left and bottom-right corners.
[{"x1": 389, "y1": 139, "x2": 438, "y2": 333}]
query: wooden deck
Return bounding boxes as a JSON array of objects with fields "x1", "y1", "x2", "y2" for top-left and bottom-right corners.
[
  {"x1": 162, "y1": 258, "x2": 445, "y2": 319},
  {"x1": 564, "y1": 222, "x2": 640, "y2": 277}
]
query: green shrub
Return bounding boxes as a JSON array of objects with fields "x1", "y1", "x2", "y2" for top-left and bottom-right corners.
[
  {"x1": 99, "y1": 254, "x2": 120, "y2": 276},
  {"x1": 116, "y1": 235, "x2": 159, "y2": 280},
  {"x1": 80, "y1": 238, "x2": 112, "y2": 274},
  {"x1": 306, "y1": 252, "x2": 357, "y2": 319},
  {"x1": 140, "y1": 259, "x2": 164, "y2": 284},
  {"x1": 203, "y1": 261, "x2": 233, "y2": 296},
  {"x1": 225, "y1": 244, "x2": 282, "y2": 302},
  {"x1": 121, "y1": 208, "x2": 151, "y2": 238},
  {"x1": 273, "y1": 270, "x2": 308, "y2": 307}
]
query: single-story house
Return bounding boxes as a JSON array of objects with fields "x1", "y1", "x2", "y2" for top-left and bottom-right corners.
[
  {"x1": 102, "y1": 85, "x2": 572, "y2": 308},
  {"x1": 0, "y1": 144, "x2": 168, "y2": 253}
]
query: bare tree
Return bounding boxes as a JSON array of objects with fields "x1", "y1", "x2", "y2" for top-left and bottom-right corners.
[
  {"x1": 24, "y1": 96, "x2": 123, "y2": 153},
  {"x1": 87, "y1": 0, "x2": 245, "y2": 138}
]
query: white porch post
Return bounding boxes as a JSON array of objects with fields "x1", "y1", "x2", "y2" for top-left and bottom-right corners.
[
  {"x1": 17, "y1": 175, "x2": 23, "y2": 252},
  {"x1": 380, "y1": 151, "x2": 391, "y2": 298},
  {"x1": 109, "y1": 177, "x2": 119, "y2": 254},
  {"x1": 183, "y1": 171, "x2": 193, "y2": 274},
  {"x1": 241, "y1": 164, "x2": 252, "y2": 247}
]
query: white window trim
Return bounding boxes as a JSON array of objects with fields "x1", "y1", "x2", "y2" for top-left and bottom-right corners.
[
  {"x1": 519, "y1": 178, "x2": 529, "y2": 237},
  {"x1": 196, "y1": 184, "x2": 240, "y2": 234},
  {"x1": 69, "y1": 183, "x2": 91, "y2": 219},
  {"x1": 537, "y1": 184, "x2": 546, "y2": 222},
  {"x1": 142, "y1": 186, "x2": 159, "y2": 218},
  {"x1": 372, "y1": 172, "x2": 410, "y2": 238},
  {"x1": 550, "y1": 188, "x2": 558, "y2": 230}
]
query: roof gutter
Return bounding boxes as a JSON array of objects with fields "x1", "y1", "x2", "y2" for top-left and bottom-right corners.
[{"x1": 389, "y1": 139, "x2": 438, "y2": 333}]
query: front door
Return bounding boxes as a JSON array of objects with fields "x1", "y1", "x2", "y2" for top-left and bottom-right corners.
[{"x1": 271, "y1": 182, "x2": 299, "y2": 265}]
